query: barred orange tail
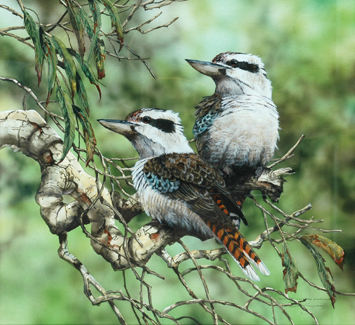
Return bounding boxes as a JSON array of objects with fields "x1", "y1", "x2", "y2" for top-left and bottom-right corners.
[
  {"x1": 205, "y1": 220, "x2": 270, "y2": 281},
  {"x1": 210, "y1": 191, "x2": 248, "y2": 227}
]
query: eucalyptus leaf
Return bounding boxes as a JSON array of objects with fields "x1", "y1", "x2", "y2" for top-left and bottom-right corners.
[
  {"x1": 56, "y1": 85, "x2": 76, "y2": 162},
  {"x1": 23, "y1": 9, "x2": 45, "y2": 85},
  {"x1": 300, "y1": 238, "x2": 336, "y2": 307}
]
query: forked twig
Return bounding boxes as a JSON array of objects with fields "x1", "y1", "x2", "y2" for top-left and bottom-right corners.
[{"x1": 269, "y1": 135, "x2": 305, "y2": 168}]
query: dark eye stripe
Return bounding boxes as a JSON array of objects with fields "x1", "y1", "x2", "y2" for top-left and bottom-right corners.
[
  {"x1": 152, "y1": 118, "x2": 175, "y2": 133},
  {"x1": 142, "y1": 116, "x2": 176, "y2": 133},
  {"x1": 226, "y1": 59, "x2": 259, "y2": 73}
]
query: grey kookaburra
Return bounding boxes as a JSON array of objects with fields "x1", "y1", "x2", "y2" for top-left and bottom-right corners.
[
  {"x1": 98, "y1": 108, "x2": 269, "y2": 281},
  {"x1": 186, "y1": 52, "x2": 279, "y2": 176}
]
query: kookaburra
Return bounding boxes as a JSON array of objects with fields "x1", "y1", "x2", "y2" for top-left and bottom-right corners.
[
  {"x1": 98, "y1": 108, "x2": 269, "y2": 281},
  {"x1": 186, "y1": 52, "x2": 279, "y2": 176}
]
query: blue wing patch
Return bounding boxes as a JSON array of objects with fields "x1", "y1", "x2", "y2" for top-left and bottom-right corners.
[
  {"x1": 193, "y1": 111, "x2": 219, "y2": 137},
  {"x1": 144, "y1": 172, "x2": 180, "y2": 193}
]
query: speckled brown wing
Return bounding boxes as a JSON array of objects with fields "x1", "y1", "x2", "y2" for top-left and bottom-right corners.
[
  {"x1": 143, "y1": 153, "x2": 224, "y2": 186},
  {"x1": 195, "y1": 94, "x2": 222, "y2": 118},
  {"x1": 143, "y1": 153, "x2": 244, "y2": 222}
]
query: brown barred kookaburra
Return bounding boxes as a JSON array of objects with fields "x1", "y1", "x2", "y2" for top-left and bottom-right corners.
[
  {"x1": 186, "y1": 52, "x2": 279, "y2": 207},
  {"x1": 98, "y1": 108, "x2": 269, "y2": 281}
]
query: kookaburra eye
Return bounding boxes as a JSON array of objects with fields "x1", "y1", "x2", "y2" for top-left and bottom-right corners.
[
  {"x1": 227, "y1": 59, "x2": 239, "y2": 68},
  {"x1": 142, "y1": 116, "x2": 152, "y2": 124}
]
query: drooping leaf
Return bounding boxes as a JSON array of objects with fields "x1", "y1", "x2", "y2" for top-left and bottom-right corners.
[
  {"x1": 94, "y1": 38, "x2": 106, "y2": 79},
  {"x1": 301, "y1": 234, "x2": 345, "y2": 270},
  {"x1": 300, "y1": 238, "x2": 336, "y2": 307},
  {"x1": 68, "y1": 48, "x2": 102, "y2": 99},
  {"x1": 79, "y1": 3, "x2": 94, "y2": 39},
  {"x1": 282, "y1": 242, "x2": 299, "y2": 293},
  {"x1": 39, "y1": 25, "x2": 46, "y2": 53},
  {"x1": 80, "y1": 59, "x2": 102, "y2": 99},
  {"x1": 65, "y1": 0, "x2": 85, "y2": 58},
  {"x1": 72, "y1": 105, "x2": 97, "y2": 165},
  {"x1": 56, "y1": 85, "x2": 76, "y2": 162},
  {"x1": 23, "y1": 9, "x2": 45, "y2": 86},
  {"x1": 75, "y1": 72, "x2": 90, "y2": 115},
  {"x1": 51, "y1": 36, "x2": 77, "y2": 96},
  {"x1": 101, "y1": 0, "x2": 124, "y2": 51},
  {"x1": 43, "y1": 36, "x2": 58, "y2": 106},
  {"x1": 88, "y1": 0, "x2": 102, "y2": 61}
]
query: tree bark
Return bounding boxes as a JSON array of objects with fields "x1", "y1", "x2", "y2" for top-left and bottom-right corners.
[{"x1": 0, "y1": 110, "x2": 179, "y2": 270}]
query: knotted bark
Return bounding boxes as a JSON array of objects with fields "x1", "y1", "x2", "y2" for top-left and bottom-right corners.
[{"x1": 0, "y1": 110, "x2": 176, "y2": 270}]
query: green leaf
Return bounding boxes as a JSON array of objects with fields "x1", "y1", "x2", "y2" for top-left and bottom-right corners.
[
  {"x1": 81, "y1": 60, "x2": 102, "y2": 99},
  {"x1": 65, "y1": 0, "x2": 85, "y2": 58},
  {"x1": 301, "y1": 234, "x2": 345, "y2": 270},
  {"x1": 300, "y1": 238, "x2": 336, "y2": 307},
  {"x1": 23, "y1": 9, "x2": 45, "y2": 86},
  {"x1": 282, "y1": 242, "x2": 299, "y2": 294},
  {"x1": 88, "y1": 0, "x2": 102, "y2": 61},
  {"x1": 39, "y1": 25, "x2": 46, "y2": 54},
  {"x1": 51, "y1": 36, "x2": 77, "y2": 97},
  {"x1": 78, "y1": 5, "x2": 94, "y2": 39},
  {"x1": 75, "y1": 73, "x2": 90, "y2": 115},
  {"x1": 72, "y1": 105, "x2": 97, "y2": 165},
  {"x1": 69, "y1": 49, "x2": 102, "y2": 99},
  {"x1": 56, "y1": 85, "x2": 76, "y2": 162},
  {"x1": 101, "y1": 0, "x2": 124, "y2": 51},
  {"x1": 94, "y1": 38, "x2": 106, "y2": 80},
  {"x1": 43, "y1": 36, "x2": 58, "y2": 106}
]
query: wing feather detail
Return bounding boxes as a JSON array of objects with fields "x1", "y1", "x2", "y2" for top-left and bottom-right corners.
[{"x1": 142, "y1": 153, "x2": 244, "y2": 220}]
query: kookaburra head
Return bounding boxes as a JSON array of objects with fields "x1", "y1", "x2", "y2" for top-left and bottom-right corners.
[
  {"x1": 186, "y1": 52, "x2": 272, "y2": 99},
  {"x1": 98, "y1": 108, "x2": 193, "y2": 159}
]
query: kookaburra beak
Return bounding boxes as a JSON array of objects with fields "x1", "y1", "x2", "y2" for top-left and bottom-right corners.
[
  {"x1": 98, "y1": 119, "x2": 136, "y2": 135},
  {"x1": 186, "y1": 59, "x2": 231, "y2": 76}
]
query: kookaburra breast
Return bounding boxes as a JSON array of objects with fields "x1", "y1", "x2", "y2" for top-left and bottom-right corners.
[
  {"x1": 98, "y1": 108, "x2": 269, "y2": 281},
  {"x1": 187, "y1": 52, "x2": 279, "y2": 173}
]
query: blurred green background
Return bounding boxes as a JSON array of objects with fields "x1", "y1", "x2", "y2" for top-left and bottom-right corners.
[{"x1": 1, "y1": 0, "x2": 355, "y2": 324}]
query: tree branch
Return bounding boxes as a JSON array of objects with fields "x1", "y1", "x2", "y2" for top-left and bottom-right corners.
[{"x1": 0, "y1": 109, "x2": 177, "y2": 270}]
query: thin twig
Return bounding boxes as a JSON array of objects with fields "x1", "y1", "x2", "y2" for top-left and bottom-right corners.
[
  {"x1": 269, "y1": 135, "x2": 305, "y2": 168},
  {"x1": 177, "y1": 240, "x2": 218, "y2": 325},
  {"x1": 0, "y1": 4, "x2": 23, "y2": 18}
]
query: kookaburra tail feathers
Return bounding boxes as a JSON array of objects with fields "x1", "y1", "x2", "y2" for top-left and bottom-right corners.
[{"x1": 98, "y1": 108, "x2": 269, "y2": 281}]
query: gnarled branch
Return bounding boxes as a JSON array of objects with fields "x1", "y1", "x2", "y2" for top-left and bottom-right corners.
[{"x1": 0, "y1": 109, "x2": 176, "y2": 270}]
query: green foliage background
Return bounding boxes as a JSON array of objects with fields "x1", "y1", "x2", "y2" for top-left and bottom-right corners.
[{"x1": 0, "y1": 0, "x2": 355, "y2": 324}]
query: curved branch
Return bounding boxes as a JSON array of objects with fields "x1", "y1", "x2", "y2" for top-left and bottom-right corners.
[{"x1": 0, "y1": 109, "x2": 177, "y2": 270}]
